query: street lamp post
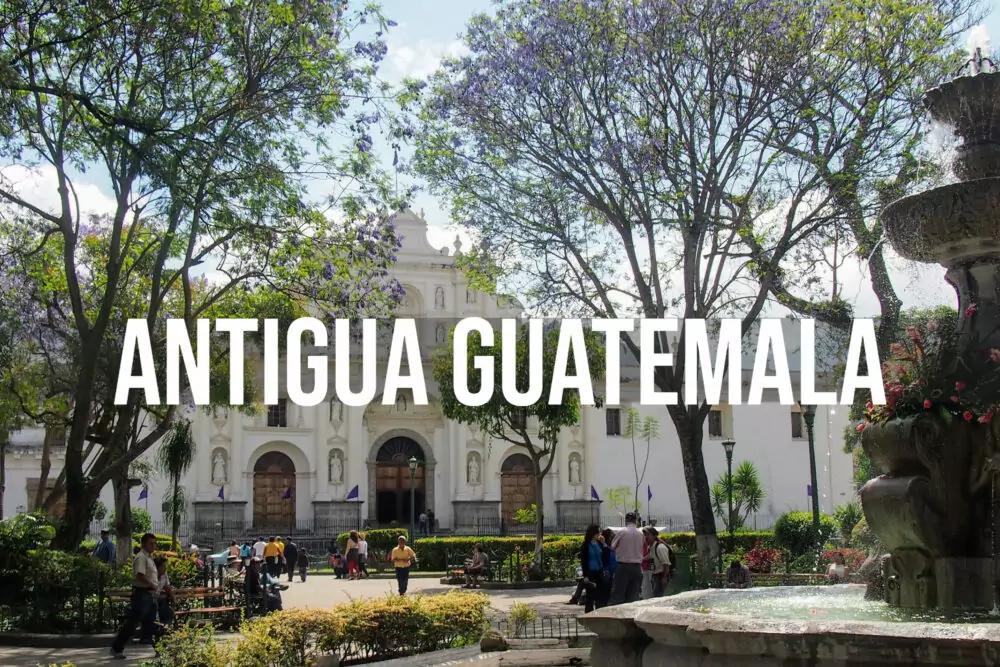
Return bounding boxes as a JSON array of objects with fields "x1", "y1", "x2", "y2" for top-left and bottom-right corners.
[
  {"x1": 802, "y1": 405, "x2": 821, "y2": 541},
  {"x1": 408, "y1": 456, "x2": 418, "y2": 540},
  {"x1": 722, "y1": 438, "x2": 736, "y2": 537}
]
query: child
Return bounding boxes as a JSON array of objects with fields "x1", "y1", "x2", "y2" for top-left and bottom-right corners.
[{"x1": 297, "y1": 547, "x2": 309, "y2": 582}]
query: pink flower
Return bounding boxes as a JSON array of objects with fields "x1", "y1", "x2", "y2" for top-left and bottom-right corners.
[
  {"x1": 964, "y1": 411, "x2": 974, "y2": 422},
  {"x1": 952, "y1": 395, "x2": 960, "y2": 402},
  {"x1": 923, "y1": 399, "x2": 932, "y2": 409},
  {"x1": 989, "y1": 349, "x2": 1000, "y2": 363},
  {"x1": 979, "y1": 412, "x2": 994, "y2": 424},
  {"x1": 856, "y1": 423, "x2": 865, "y2": 433},
  {"x1": 965, "y1": 303, "x2": 978, "y2": 317},
  {"x1": 956, "y1": 381, "x2": 967, "y2": 392},
  {"x1": 927, "y1": 321, "x2": 938, "y2": 331}
]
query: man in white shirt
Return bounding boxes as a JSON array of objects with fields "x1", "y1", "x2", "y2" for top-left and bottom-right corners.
[
  {"x1": 609, "y1": 513, "x2": 644, "y2": 605},
  {"x1": 644, "y1": 527, "x2": 671, "y2": 597},
  {"x1": 111, "y1": 533, "x2": 159, "y2": 659},
  {"x1": 252, "y1": 536, "x2": 266, "y2": 560}
]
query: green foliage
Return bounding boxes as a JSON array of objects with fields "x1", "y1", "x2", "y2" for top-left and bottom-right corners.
[
  {"x1": 772, "y1": 511, "x2": 838, "y2": 558},
  {"x1": 710, "y1": 460, "x2": 766, "y2": 530},
  {"x1": 624, "y1": 409, "x2": 659, "y2": 511},
  {"x1": 850, "y1": 516, "x2": 882, "y2": 552},
  {"x1": 507, "y1": 602, "x2": 539, "y2": 638},
  {"x1": 158, "y1": 419, "x2": 196, "y2": 550},
  {"x1": 513, "y1": 505, "x2": 537, "y2": 524},
  {"x1": 603, "y1": 486, "x2": 634, "y2": 515},
  {"x1": 109, "y1": 507, "x2": 152, "y2": 535},
  {"x1": 88, "y1": 500, "x2": 108, "y2": 523},
  {"x1": 833, "y1": 501, "x2": 864, "y2": 544}
]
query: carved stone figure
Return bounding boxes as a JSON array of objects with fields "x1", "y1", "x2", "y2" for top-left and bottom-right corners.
[
  {"x1": 329, "y1": 450, "x2": 344, "y2": 484},
  {"x1": 435, "y1": 325, "x2": 445, "y2": 344},
  {"x1": 466, "y1": 289, "x2": 476, "y2": 304},
  {"x1": 569, "y1": 456, "x2": 581, "y2": 484},
  {"x1": 395, "y1": 394, "x2": 407, "y2": 413},
  {"x1": 434, "y1": 286, "x2": 445, "y2": 309},
  {"x1": 467, "y1": 454, "x2": 481, "y2": 485},
  {"x1": 212, "y1": 451, "x2": 227, "y2": 485},
  {"x1": 329, "y1": 397, "x2": 343, "y2": 423}
]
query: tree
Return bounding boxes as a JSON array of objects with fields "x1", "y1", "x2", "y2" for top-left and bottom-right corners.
[
  {"x1": 433, "y1": 321, "x2": 604, "y2": 562},
  {"x1": 749, "y1": 1, "x2": 979, "y2": 390},
  {"x1": 710, "y1": 461, "x2": 766, "y2": 531},
  {"x1": 603, "y1": 486, "x2": 634, "y2": 519},
  {"x1": 623, "y1": 410, "x2": 658, "y2": 514},
  {"x1": 157, "y1": 420, "x2": 196, "y2": 551},
  {"x1": 414, "y1": 0, "x2": 834, "y2": 572},
  {"x1": 0, "y1": 0, "x2": 409, "y2": 547}
]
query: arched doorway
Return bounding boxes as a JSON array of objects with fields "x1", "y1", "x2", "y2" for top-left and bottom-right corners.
[
  {"x1": 253, "y1": 451, "x2": 296, "y2": 531},
  {"x1": 375, "y1": 437, "x2": 425, "y2": 525},
  {"x1": 501, "y1": 453, "x2": 536, "y2": 521}
]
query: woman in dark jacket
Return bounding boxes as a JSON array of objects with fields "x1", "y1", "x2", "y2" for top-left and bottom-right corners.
[{"x1": 579, "y1": 524, "x2": 610, "y2": 613}]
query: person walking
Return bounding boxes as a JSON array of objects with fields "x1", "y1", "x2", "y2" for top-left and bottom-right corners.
[
  {"x1": 357, "y1": 533, "x2": 370, "y2": 578},
  {"x1": 252, "y1": 536, "x2": 266, "y2": 561},
  {"x1": 110, "y1": 533, "x2": 159, "y2": 659},
  {"x1": 263, "y1": 537, "x2": 282, "y2": 578},
  {"x1": 608, "y1": 513, "x2": 644, "y2": 605},
  {"x1": 345, "y1": 531, "x2": 361, "y2": 580},
  {"x1": 284, "y1": 541, "x2": 299, "y2": 582},
  {"x1": 640, "y1": 533, "x2": 653, "y2": 599},
  {"x1": 426, "y1": 508, "x2": 435, "y2": 536},
  {"x1": 93, "y1": 529, "x2": 116, "y2": 565},
  {"x1": 390, "y1": 535, "x2": 417, "y2": 595},
  {"x1": 296, "y1": 546, "x2": 309, "y2": 582}
]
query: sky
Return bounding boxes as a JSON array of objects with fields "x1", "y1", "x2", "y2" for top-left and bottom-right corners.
[{"x1": 4, "y1": 0, "x2": 998, "y2": 319}]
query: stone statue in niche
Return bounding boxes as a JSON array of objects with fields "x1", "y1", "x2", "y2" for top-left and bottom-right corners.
[
  {"x1": 569, "y1": 455, "x2": 581, "y2": 484},
  {"x1": 435, "y1": 325, "x2": 445, "y2": 344},
  {"x1": 395, "y1": 394, "x2": 408, "y2": 413},
  {"x1": 329, "y1": 397, "x2": 343, "y2": 423},
  {"x1": 212, "y1": 451, "x2": 228, "y2": 485},
  {"x1": 467, "y1": 453, "x2": 481, "y2": 485},
  {"x1": 329, "y1": 449, "x2": 344, "y2": 484},
  {"x1": 435, "y1": 286, "x2": 445, "y2": 310},
  {"x1": 466, "y1": 289, "x2": 476, "y2": 304}
]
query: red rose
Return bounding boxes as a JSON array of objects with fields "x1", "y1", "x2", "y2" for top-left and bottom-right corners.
[
  {"x1": 856, "y1": 423, "x2": 865, "y2": 433},
  {"x1": 952, "y1": 395, "x2": 960, "y2": 402},
  {"x1": 964, "y1": 411, "x2": 974, "y2": 421},
  {"x1": 979, "y1": 412, "x2": 994, "y2": 424},
  {"x1": 965, "y1": 303, "x2": 978, "y2": 317},
  {"x1": 923, "y1": 399, "x2": 932, "y2": 409},
  {"x1": 956, "y1": 381, "x2": 967, "y2": 391}
]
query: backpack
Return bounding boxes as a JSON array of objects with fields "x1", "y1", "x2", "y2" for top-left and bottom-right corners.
[{"x1": 658, "y1": 539, "x2": 676, "y2": 573}]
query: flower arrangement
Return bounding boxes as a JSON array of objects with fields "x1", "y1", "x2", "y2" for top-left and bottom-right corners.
[
  {"x1": 745, "y1": 541, "x2": 781, "y2": 573},
  {"x1": 859, "y1": 306, "x2": 1000, "y2": 428}
]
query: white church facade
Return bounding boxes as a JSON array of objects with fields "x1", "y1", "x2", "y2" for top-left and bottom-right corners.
[{"x1": 2, "y1": 210, "x2": 858, "y2": 535}]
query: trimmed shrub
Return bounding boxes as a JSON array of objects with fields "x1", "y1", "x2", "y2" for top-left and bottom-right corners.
[
  {"x1": 658, "y1": 530, "x2": 775, "y2": 554},
  {"x1": 413, "y1": 535, "x2": 571, "y2": 571},
  {"x1": 773, "y1": 512, "x2": 837, "y2": 558},
  {"x1": 850, "y1": 516, "x2": 880, "y2": 551},
  {"x1": 226, "y1": 590, "x2": 490, "y2": 665},
  {"x1": 337, "y1": 528, "x2": 408, "y2": 555}
]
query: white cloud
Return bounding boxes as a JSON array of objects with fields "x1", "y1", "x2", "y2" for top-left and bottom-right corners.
[
  {"x1": 384, "y1": 34, "x2": 468, "y2": 81},
  {"x1": 0, "y1": 164, "x2": 117, "y2": 219}
]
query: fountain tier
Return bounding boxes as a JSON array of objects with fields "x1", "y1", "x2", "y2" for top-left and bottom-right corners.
[{"x1": 579, "y1": 587, "x2": 1000, "y2": 667}]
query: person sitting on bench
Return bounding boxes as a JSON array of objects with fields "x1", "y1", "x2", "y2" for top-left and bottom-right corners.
[
  {"x1": 463, "y1": 544, "x2": 489, "y2": 588},
  {"x1": 153, "y1": 556, "x2": 175, "y2": 627}
]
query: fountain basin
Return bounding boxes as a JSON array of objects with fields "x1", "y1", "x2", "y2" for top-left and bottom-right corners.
[
  {"x1": 579, "y1": 586, "x2": 1000, "y2": 666},
  {"x1": 881, "y1": 177, "x2": 1000, "y2": 264}
]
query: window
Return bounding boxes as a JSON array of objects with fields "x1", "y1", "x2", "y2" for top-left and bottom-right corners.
[
  {"x1": 708, "y1": 410, "x2": 723, "y2": 438},
  {"x1": 791, "y1": 408, "x2": 804, "y2": 439},
  {"x1": 606, "y1": 408, "x2": 622, "y2": 436},
  {"x1": 509, "y1": 408, "x2": 527, "y2": 429},
  {"x1": 267, "y1": 398, "x2": 288, "y2": 428}
]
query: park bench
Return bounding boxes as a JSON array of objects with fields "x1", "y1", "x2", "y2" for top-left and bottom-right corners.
[
  {"x1": 446, "y1": 549, "x2": 496, "y2": 586},
  {"x1": 107, "y1": 586, "x2": 242, "y2": 627}
]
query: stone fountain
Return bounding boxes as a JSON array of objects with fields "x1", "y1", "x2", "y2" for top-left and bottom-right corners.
[
  {"x1": 577, "y1": 51, "x2": 1000, "y2": 667},
  {"x1": 862, "y1": 47, "x2": 1000, "y2": 613}
]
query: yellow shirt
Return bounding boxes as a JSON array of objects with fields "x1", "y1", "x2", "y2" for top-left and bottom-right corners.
[
  {"x1": 263, "y1": 542, "x2": 281, "y2": 558},
  {"x1": 390, "y1": 546, "x2": 416, "y2": 568},
  {"x1": 278, "y1": 541, "x2": 284, "y2": 554}
]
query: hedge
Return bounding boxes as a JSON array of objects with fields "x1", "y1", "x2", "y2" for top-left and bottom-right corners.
[
  {"x1": 772, "y1": 512, "x2": 837, "y2": 558},
  {"x1": 142, "y1": 590, "x2": 491, "y2": 667},
  {"x1": 336, "y1": 528, "x2": 409, "y2": 555},
  {"x1": 411, "y1": 531, "x2": 777, "y2": 571}
]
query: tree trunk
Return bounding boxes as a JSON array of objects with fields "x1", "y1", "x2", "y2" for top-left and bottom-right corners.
[
  {"x1": 113, "y1": 467, "x2": 132, "y2": 567},
  {"x1": 170, "y1": 474, "x2": 181, "y2": 551},
  {"x1": 672, "y1": 413, "x2": 719, "y2": 578},
  {"x1": 34, "y1": 435, "x2": 51, "y2": 510},
  {"x1": 53, "y1": 485, "x2": 100, "y2": 549},
  {"x1": 532, "y1": 471, "x2": 545, "y2": 573},
  {"x1": 0, "y1": 436, "x2": 6, "y2": 518}
]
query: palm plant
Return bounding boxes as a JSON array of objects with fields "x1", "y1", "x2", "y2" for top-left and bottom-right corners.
[
  {"x1": 157, "y1": 419, "x2": 196, "y2": 550},
  {"x1": 623, "y1": 409, "x2": 659, "y2": 514},
  {"x1": 710, "y1": 460, "x2": 766, "y2": 531}
]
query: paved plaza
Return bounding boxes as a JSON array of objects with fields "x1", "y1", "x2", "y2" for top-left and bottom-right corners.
[{"x1": 0, "y1": 577, "x2": 579, "y2": 666}]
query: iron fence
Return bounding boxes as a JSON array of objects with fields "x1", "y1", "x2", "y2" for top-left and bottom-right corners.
[{"x1": 490, "y1": 616, "x2": 582, "y2": 640}]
